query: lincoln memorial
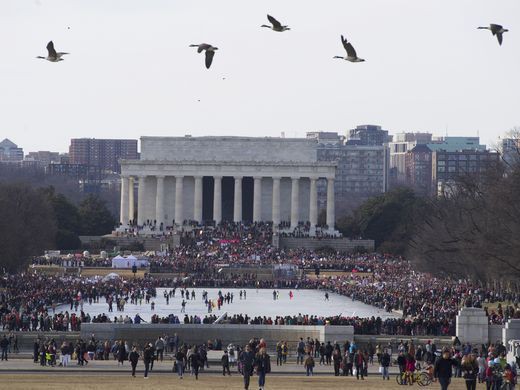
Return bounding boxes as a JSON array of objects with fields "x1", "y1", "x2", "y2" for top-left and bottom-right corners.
[{"x1": 119, "y1": 136, "x2": 337, "y2": 233}]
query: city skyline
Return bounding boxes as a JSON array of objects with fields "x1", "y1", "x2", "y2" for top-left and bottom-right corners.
[{"x1": 1, "y1": 0, "x2": 519, "y2": 153}]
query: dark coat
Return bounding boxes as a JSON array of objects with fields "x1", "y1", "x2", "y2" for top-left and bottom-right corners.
[{"x1": 129, "y1": 351, "x2": 139, "y2": 365}]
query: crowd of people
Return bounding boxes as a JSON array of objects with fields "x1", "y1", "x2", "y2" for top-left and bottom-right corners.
[
  {"x1": 12, "y1": 333, "x2": 517, "y2": 388},
  {"x1": 3, "y1": 223, "x2": 520, "y2": 336}
]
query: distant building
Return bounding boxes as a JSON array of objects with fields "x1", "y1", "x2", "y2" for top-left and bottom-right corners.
[
  {"x1": 306, "y1": 131, "x2": 344, "y2": 146},
  {"x1": 0, "y1": 139, "x2": 24, "y2": 162},
  {"x1": 25, "y1": 151, "x2": 63, "y2": 166},
  {"x1": 428, "y1": 136, "x2": 485, "y2": 152},
  {"x1": 501, "y1": 138, "x2": 520, "y2": 168},
  {"x1": 432, "y1": 149, "x2": 500, "y2": 196},
  {"x1": 347, "y1": 124, "x2": 392, "y2": 146},
  {"x1": 69, "y1": 138, "x2": 138, "y2": 173},
  {"x1": 389, "y1": 132, "x2": 433, "y2": 185},
  {"x1": 47, "y1": 162, "x2": 101, "y2": 182},
  {"x1": 310, "y1": 131, "x2": 389, "y2": 215},
  {"x1": 405, "y1": 144, "x2": 432, "y2": 195}
]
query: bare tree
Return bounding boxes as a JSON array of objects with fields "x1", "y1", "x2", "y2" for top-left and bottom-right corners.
[{"x1": 408, "y1": 161, "x2": 520, "y2": 286}]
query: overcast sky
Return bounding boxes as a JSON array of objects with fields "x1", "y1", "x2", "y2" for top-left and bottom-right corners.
[{"x1": 1, "y1": 0, "x2": 519, "y2": 153}]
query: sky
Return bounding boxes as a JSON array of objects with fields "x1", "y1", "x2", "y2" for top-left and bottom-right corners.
[{"x1": 1, "y1": 0, "x2": 519, "y2": 153}]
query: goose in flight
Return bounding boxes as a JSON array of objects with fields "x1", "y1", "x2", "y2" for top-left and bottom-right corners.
[
  {"x1": 261, "y1": 14, "x2": 290, "y2": 32},
  {"x1": 189, "y1": 43, "x2": 218, "y2": 69},
  {"x1": 333, "y1": 35, "x2": 365, "y2": 62},
  {"x1": 477, "y1": 24, "x2": 509, "y2": 45},
  {"x1": 36, "y1": 41, "x2": 69, "y2": 62}
]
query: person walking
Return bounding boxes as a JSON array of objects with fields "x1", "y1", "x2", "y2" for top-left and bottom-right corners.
[
  {"x1": 33, "y1": 339, "x2": 40, "y2": 363},
  {"x1": 380, "y1": 349, "x2": 391, "y2": 380},
  {"x1": 155, "y1": 336, "x2": 164, "y2": 362},
  {"x1": 222, "y1": 350, "x2": 231, "y2": 376},
  {"x1": 355, "y1": 349, "x2": 366, "y2": 380},
  {"x1": 276, "y1": 341, "x2": 283, "y2": 366},
  {"x1": 0, "y1": 336, "x2": 9, "y2": 361},
  {"x1": 325, "y1": 341, "x2": 333, "y2": 365},
  {"x1": 434, "y1": 349, "x2": 456, "y2": 390},
  {"x1": 129, "y1": 347, "x2": 139, "y2": 378},
  {"x1": 240, "y1": 345, "x2": 255, "y2": 390},
  {"x1": 175, "y1": 348, "x2": 185, "y2": 379},
  {"x1": 461, "y1": 353, "x2": 478, "y2": 390},
  {"x1": 304, "y1": 352, "x2": 315, "y2": 376},
  {"x1": 143, "y1": 343, "x2": 153, "y2": 379},
  {"x1": 297, "y1": 338, "x2": 305, "y2": 365},
  {"x1": 189, "y1": 347, "x2": 202, "y2": 380},
  {"x1": 60, "y1": 341, "x2": 70, "y2": 367},
  {"x1": 255, "y1": 347, "x2": 271, "y2": 390},
  {"x1": 333, "y1": 348, "x2": 342, "y2": 376}
]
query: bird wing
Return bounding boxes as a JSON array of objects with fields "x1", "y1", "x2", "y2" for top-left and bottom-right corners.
[
  {"x1": 267, "y1": 14, "x2": 282, "y2": 29},
  {"x1": 489, "y1": 24, "x2": 502, "y2": 35},
  {"x1": 46, "y1": 41, "x2": 57, "y2": 58},
  {"x1": 205, "y1": 50, "x2": 215, "y2": 69},
  {"x1": 341, "y1": 36, "x2": 357, "y2": 58},
  {"x1": 345, "y1": 42, "x2": 357, "y2": 58},
  {"x1": 496, "y1": 33, "x2": 503, "y2": 45}
]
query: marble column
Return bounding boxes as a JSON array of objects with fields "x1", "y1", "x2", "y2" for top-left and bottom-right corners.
[
  {"x1": 193, "y1": 176, "x2": 203, "y2": 224},
  {"x1": 309, "y1": 177, "x2": 318, "y2": 228},
  {"x1": 137, "y1": 175, "x2": 146, "y2": 226},
  {"x1": 290, "y1": 177, "x2": 300, "y2": 229},
  {"x1": 155, "y1": 175, "x2": 165, "y2": 227},
  {"x1": 253, "y1": 176, "x2": 262, "y2": 222},
  {"x1": 213, "y1": 176, "x2": 222, "y2": 224},
  {"x1": 233, "y1": 176, "x2": 242, "y2": 222},
  {"x1": 128, "y1": 176, "x2": 134, "y2": 224},
  {"x1": 120, "y1": 176, "x2": 129, "y2": 225},
  {"x1": 174, "y1": 176, "x2": 184, "y2": 225},
  {"x1": 272, "y1": 177, "x2": 281, "y2": 226},
  {"x1": 326, "y1": 178, "x2": 335, "y2": 229}
]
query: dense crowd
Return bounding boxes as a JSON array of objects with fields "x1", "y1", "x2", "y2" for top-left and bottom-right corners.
[{"x1": 3, "y1": 223, "x2": 520, "y2": 335}]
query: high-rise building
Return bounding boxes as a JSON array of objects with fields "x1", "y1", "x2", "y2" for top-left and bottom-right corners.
[
  {"x1": 310, "y1": 131, "x2": 389, "y2": 215},
  {"x1": 69, "y1": 138, "x2": 138, "y2": 173},
  {"x1": 0, "y1": 139, "x2": 24, "y2": 162},
  {"x1": 405, "y1": 144, "x2": 432, "y2": 195},
  {"x1": 501, "y1": 138, "x2": 520, "y2": 168},
  {"x1": 389, "y1": 132, "x2": 432, "y2": 185},
  {"x1": 347, "y1": 124, "x2": 392, "y2": 146},
  {"x1": 432, "y1": 149, "x2": 499, "y2": 196}
]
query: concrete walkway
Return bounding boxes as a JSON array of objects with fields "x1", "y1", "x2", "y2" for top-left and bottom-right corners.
[{"x1": 0, "y1": 357, "x2": 401, "y2": 376}]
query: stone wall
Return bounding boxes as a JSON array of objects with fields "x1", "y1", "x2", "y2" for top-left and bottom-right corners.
[
  {"x1": 455, "y1": 308, "x2": 489, "y2": 345},
  {"x1": 81, "y1": 323, "x2": 353, "y2": 350},
  {"x1": 140, "y1": 136, "x2": 319, "y2": 164},
  {"x1": 279, "y1": 237, "x2": 375, "y2": 252}
]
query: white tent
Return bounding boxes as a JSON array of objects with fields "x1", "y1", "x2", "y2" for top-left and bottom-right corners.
[{"x1": 111, "y1": 255, "x2": 149, "y2": 269}]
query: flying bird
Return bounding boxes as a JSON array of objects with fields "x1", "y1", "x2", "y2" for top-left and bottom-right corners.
[
  {"x1": 261, "y1": 14, "x2": 290, "y2": 32},
  {"x1": 477, "y1": 24, "x2": 509, "y2": 45},
  {"x1": 36, "y1": 41, "x2": 69, "y2": 62},
  {"x1": 333, "y1": 35, "x2": 365, "y2": 62},
  {"x1": 189, "y1": 43, "x2": 218, "y2": 69}
]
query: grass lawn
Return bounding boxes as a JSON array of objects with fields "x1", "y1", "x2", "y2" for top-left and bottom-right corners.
[{"x1": 1, "y1": 373, "x2": 472, "y2": 389}]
